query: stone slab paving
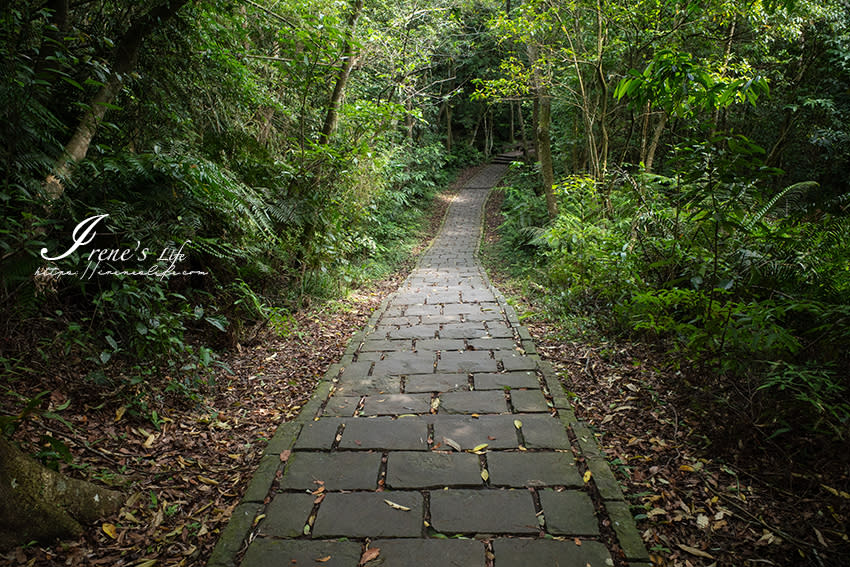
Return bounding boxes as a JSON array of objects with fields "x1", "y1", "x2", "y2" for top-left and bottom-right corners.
[{"x1": 209, "y1": 163, "x2": 649, "y2": 567}]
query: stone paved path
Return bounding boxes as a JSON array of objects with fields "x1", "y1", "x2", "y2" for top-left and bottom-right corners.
[{"x1": 209, "y1": 164, "x2": 649, "y2": 567}]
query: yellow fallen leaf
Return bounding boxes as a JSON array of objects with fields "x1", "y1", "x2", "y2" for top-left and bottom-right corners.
[
  {"x1": 583, "y1": 470, "x2": 592, "y2": 483},
  {"x1": 198, "y1": 476, "x2": 219, "y2": 485},
  {"x1": 316, "y1": 556, "x2": 332, "y2": 563},
  {"x1": 115, "y1": 406, "x2": 126, "y2": 422},
  {"x1": 102, "y1": 523, "x2": 117, "y2": 539},
  {"x1": 822, "y1": 484, "x2": 850, "y2": 499},
  {"x1": 679, "y1": 464, "x2": 695, "y2": 472},
  {"x1": 677, "y1": 544, "x2": 714, "y2": 559},
  {"x1": 164, "y1": 524, "x2": 185, "y2": 538},
  {"x1": 252, "y1": 514, "x2": 266, "y2": 527},
  {"x1": 481, "y1": 469, "x2": 489, "y2": 482},
  {"x1": 814, "y1": 526, "x2": 827, "y2": 547},
  {"x1": 384, "y1": 499, "x2": 411, "y2": 511},
  {"x1": 142, "y1": 434, "x2": 156, "y2": 449},
  {"x1": 471, "y1": 443, "x2": 489, "y2": 454},
  {"x1": 514, "y1": 419, "x2": 522, "y2": 429}
]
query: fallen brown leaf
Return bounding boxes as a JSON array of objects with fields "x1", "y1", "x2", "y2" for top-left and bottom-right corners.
[{"x1": 359, "y1": 547, "x2": 381, "y2": 565}]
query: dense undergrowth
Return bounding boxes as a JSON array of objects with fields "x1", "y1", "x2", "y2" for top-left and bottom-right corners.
[
  {"x1": 492, "y1": 153, "x2": 850, "y2": 444},
  {"x1": 0, "y1": 1, "x2": 484, "y2": 434},
  {"x1": 2, "y1": 137, "x2": 466, "y2": 423}
]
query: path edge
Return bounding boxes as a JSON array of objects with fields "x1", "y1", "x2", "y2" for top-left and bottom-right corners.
[{"x1": 476, "y1": 185, "x2": 652, "y2": 566}]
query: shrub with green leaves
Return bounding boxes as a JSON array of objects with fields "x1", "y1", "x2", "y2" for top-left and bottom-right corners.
[{"x1": 494, "y1": 135, "x2": 850, "y2": 438}]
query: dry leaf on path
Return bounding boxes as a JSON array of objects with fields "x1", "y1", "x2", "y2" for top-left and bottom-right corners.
[
  {"x1": 359, "y1": 547, "x2": 381, "y2": 565},
  {"x1": 677, "y1": 543, "x2": 714, "y2": 559},
  {"x1": 384, "y1": 499, "x2": 411, "y2": 511}
]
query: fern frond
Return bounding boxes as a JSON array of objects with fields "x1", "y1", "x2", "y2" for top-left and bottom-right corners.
[{"x1": 746, "y1": 181, "x2": 819, "y2": 230}]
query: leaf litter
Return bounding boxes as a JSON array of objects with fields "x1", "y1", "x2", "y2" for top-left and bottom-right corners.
[{"x1": 0, "y1": 179, "x2": 470, "y2": 567}]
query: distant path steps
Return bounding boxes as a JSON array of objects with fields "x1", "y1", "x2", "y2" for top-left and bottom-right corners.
[
  {"x1": 490, "y1": 150, "x2": 524, "y2": 165},
  {"x1": 208, "y1": 163, "x2": 650, "y2": 567}
]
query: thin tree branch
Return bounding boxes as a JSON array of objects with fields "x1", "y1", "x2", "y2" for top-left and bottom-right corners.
[{"x1": 238, "y1": 0, "x2": 295, "y2": 28}]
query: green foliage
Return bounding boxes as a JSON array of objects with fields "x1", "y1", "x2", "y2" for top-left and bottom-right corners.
[
  {"x1": 614, "y1": 48, "x2": 770, "y2": 119},
  {"x1": 758, "y1": 361, "x2": 850, "y2": 438},
  {"x1": 0, "y1": 0, "x2": 466, "y2": 425},
  {"x1": 0, "y1": 390, "x2": 75, "y2": 469},
  {"x1": 493, "y1": 164, "x2": 551, "y2": 259},
  {"x1": 495, "y1": 133, "x2": 850, "y2": 438}
]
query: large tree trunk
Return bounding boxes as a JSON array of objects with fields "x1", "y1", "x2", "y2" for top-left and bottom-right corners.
[
  {"x1": 318, "y1": 0, "x2": 364, "y2": 144},
  {"x1": 43, "y1": 0, "x2": 190, "y2": 200},
  {"x1": 0, "y1": 435, "x2": 124, "y2": 550},
  {"x1": 527, "y1": 44, "x2": 557, "y2": 220}
]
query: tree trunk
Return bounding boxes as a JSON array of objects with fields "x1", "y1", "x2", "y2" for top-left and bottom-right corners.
[
  {"x1": 406, "y1": 96, "x2": 415, "y2": 140},
  {"x1": 527, "y1": 43, "x2": 557, "y2": 219},
  {"x1": 318, "y1": 0, "x2": 364, "y2": 144},
  {"x1": 43, "y1": 0, "x2": 190, "y2": 200},
  {"x1": 446, "y1": 101, "x2": 453, "y2": 152},
  {"x1": 595, "y1": 0, "x2": 608, "y2": 180},
  {"x1": 517, "y1": 101, "x2": 530, "y2": 163},
  {"x1": 531, "y1": 97, "x2": 539, "y2": 161},
  {"x1": 644, "y1": 112, "x2": 667, "y2": 173},
  {"x1": 509, "y1": 101, "x2": 515, "y2": 145},
  {"x1": 0, "y1": 435, "x2": 124, "y2": 550}
]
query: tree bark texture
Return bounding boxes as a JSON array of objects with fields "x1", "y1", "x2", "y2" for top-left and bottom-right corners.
[
  {"x1": 319, "y1": 0, "x2": 364, "y2": 144},
  {"x1": 527, "y1": 43, "x2": 557, "y2": 219},
  {"x1": 0, "y1": 435, "x2": 124, "y2": 550}
]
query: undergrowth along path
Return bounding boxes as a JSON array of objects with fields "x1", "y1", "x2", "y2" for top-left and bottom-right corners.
[{"x1": 209, "y1": 163, "x2": 648, "y2": 567}]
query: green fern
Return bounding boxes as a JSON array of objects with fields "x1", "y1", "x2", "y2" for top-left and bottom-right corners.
[{"x1": 745, "y1": 181, "x2": 819, "y2": 230}]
